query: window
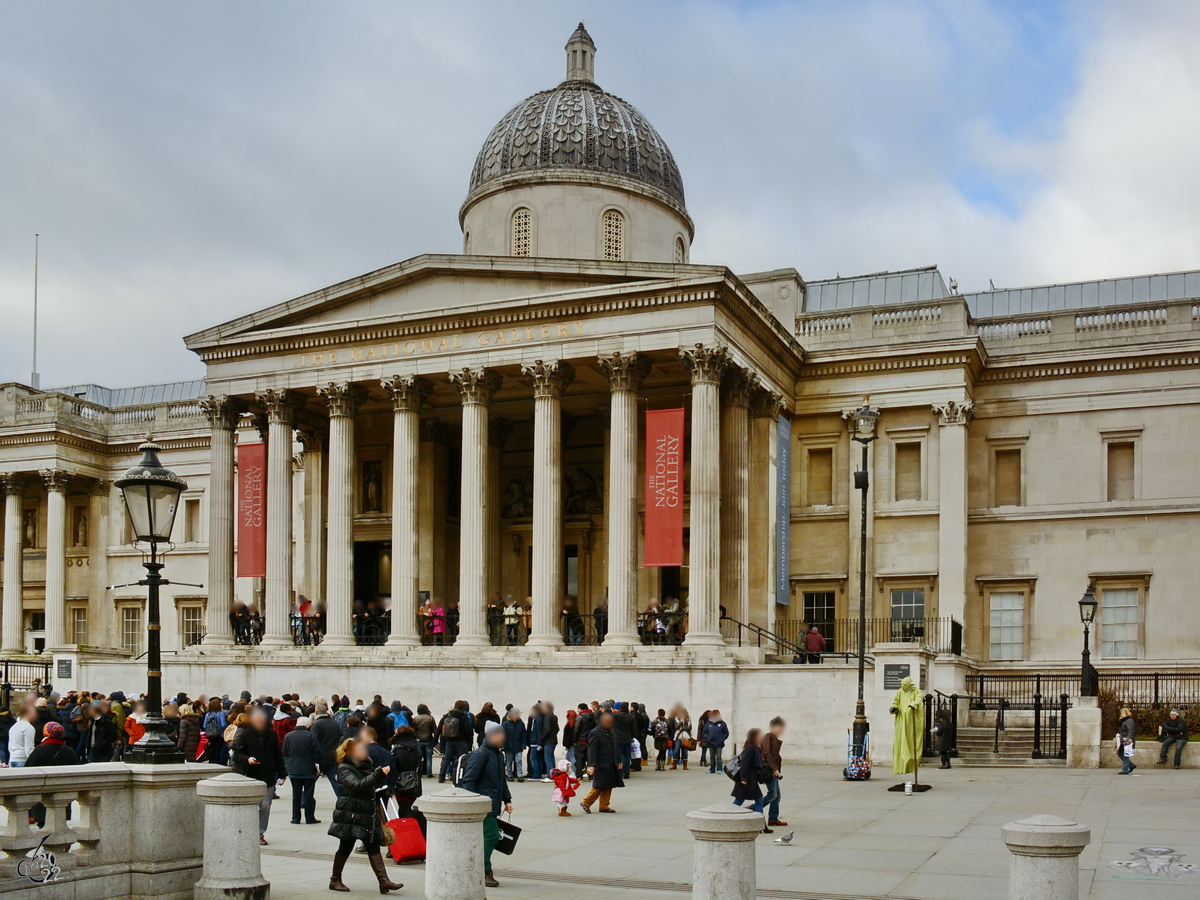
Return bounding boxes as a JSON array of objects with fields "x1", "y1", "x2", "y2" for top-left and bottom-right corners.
[
  {"x1": 806, "y1": 448, "x2": 833, "y2": 506},
  {"x1": 994, "y1": 448, "x2": 1022, "y2": 507},
  {"x1": 602, "y1": 209, "x2": 624, "y2": 261},
  {"x1": 184, "y1": 498, "x2": 201, "y2": 543},
  {"x1": 1107, "y1": 442, "x2": 1135, "y2": 501},
  {"x1": 181, "y1": 605, "x2": 205, "y2": 648},
  {"x1": 122, "y1": 606, "x2": 143, "y2": 657},
  {"x1": 802, "y1": 591, "x2": 835, "y2": 632},
  {"x1": 511, "y1": 208, "x2": 531, "y2": 257},
  {"x1": 988, "y1": 591, "x2": 1024, "y2": 660},
  {"x1": 890, "y1": 588, "x2": 925, "y2": 641},
  {"x1": 674, "y1": 236, "x2": 686, "y2": 264},
  {"x1": 71, "y1": 606, "x2": 88, "y2": 647},
  {"x1": 894, "y1": 442, "x2": 922, "y2": 501},
  {"x1": 1100, "y1": 587, "x2": 1139, "y2": 658}
]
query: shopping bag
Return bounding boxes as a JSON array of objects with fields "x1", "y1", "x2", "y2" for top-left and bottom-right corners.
[
  {"x1": 630, "y1": 741, "x2": 641, "y2": 760},
  {"x1": 494, "y1": 815, "x2": 522, "y2": 856},
  {"x1": 194, "y1": 732, "x2": 208, "y2": 761},
  {"x1": 388, "y1": 816, "x2": 425, "y2": 863}
]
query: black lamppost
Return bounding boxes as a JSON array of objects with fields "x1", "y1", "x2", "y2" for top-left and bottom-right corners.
[
  {"x1": 1078, "y1": 582, "x2": 1098, "y2": 697},
  {"x1": 115, "y1": 440, "x2": 187, "y2": 763},
  {"x1": 848, "y1": 398, "x2": 880, "y2": 765}
]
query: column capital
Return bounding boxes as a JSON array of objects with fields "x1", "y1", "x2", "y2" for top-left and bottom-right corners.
[
  {"x1": 932, "y1": 399, "x2": 975, "y2": 426},
  {"x1": 85, "y1": 478, "x2": 112, "y2": 497},
  {"x1": 748, "y1": 386, "x2": 784, "y2": 419},
  {"x1": 680, "y1": 344, "x2": 729, "y2": 385},
  {"x1": 0, "y1": 473, "x2": 26, "y2": 496},
  {"x1": 317, "y1": 382, "x2": 368, "y2": 418},
  {"x1": 255, "y1": 389, "x2": 304, "y2": 426},
  {"x1": 598, "y1": 351, "x2": 652, "y2": 393},
  {"x1": 251, "y1": 413, "x2": 270, "y2": 442},
  {"x1": 450, "y1": 368, "x2": 502, "y2": 405},
  {"x1": 522, "y1": 359, "x2": 575, "y2": 399},
  {"x1": 382, "y1": 375, "x2": 433, "y2": 413},
  {"x1": 488, "y1": 416, "x2": 515, "y2": 448},
  {"x1": 720, "y1": 367, "x2": 757, "y2": 408},
  {"x1": 199, "y1": 395, "x2": 248, "y2": 431},
  {"x1": 296, "y1": 428, "x2": 326, "y2": 453},
  {"x1": 40, "y1": 469, "x2": 71, "y2": 493}
]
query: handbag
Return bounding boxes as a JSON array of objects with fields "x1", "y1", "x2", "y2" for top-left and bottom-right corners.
[
  {"x1": 194, "y1": 732, "x2": 208, "y2": 761},
  {"x1": 396, "y1": 769, "x2": 419, "y2": 793},
  {"x1": 681, "y1": 736, "x2": 697, "y2": 751},
  {"x1": 494, "y1": 814, "x2": 522, "y2": 856},
  {"x1": 723, "y1": 751, "x2": 741, "y2": 782},
  {"x1": 377, "y1": 799, "x2": 396, "y2": 847}
]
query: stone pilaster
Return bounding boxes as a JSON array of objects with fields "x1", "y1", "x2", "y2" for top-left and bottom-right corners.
[
  {"x1": 1, "y1": 475, "x2": 24, "y2": 654},
  {"x1": 748, "y1": 387, "x2": 783, "y2": 633},
  {"x1": 933, "y1": 399, "x2": 973, "y2": 629},
  {"x1": 382, "y1": 375, "x2": 432, "y2": 646},
  {"x1": 199, "y1": 395, "x2": 246, "y2": 646},
  {"x1": 598, "y1": 351, "x2": 651, "y2": 647},
  {"x1": 720, "y1": 367, "x2": 754, "y2": 628},
  {"x1": 85, "y1": 479, "x2": 113, "y2": 650},
  {"x1": 255, "y1": 388, "x2": 303, "y2": 647},
  {"x1": 41, "y1": 469, "x2": 71, "y2": 651},
  {"x1": 486, "y1": 417, "x2": 514, "y2": 606},
  {"x1": 317, "y1": 383, "x2": 368, "y2": 647},
  {"x1": 450, "y1": 368, "x2": 502, "y2": 647},
  {"x1": 521, "y1": 360, "x2": 575, "y2": 648},
  {"x1": 680, "y1": 344, "x2": 728, "y2": 646}
]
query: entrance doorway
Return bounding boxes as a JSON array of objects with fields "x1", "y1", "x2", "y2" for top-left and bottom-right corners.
[{"x1": 353, "y1": 541, "x2": 391, "y2": 643}]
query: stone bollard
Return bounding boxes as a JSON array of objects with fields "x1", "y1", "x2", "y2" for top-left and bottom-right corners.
[
  {"x1": 686, "y1": 804, "x2": 765, "y2": 900},
  {"x1": 194, "y1": 773, "x2": 271, "y2": 900},
  {"x1": 1002, "y1": 815, "x2": 1091, "y2": 900},
  {"x1": 420, "y1": 787, "x2": 494, "y2": 900}
]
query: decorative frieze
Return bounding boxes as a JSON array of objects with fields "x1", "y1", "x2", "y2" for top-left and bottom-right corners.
[
  {"x1": 450, "y1": 368, "x2": 502, "y2": 405},
  {"x1": 932, "y1": 400, "x2": 975, "y2": 426},
  {"x1": 521, "y1": 359, "x2": 576, "y2": 399},
  {"x1": 597, "y1": 351, "x2": 651, "y2": 393},
  {"x1": 680, "y1": 344, "x2": 729, "y2": 386},
  {"x1": 381, "y1": 375, "x2": 433, "y2": 413}
]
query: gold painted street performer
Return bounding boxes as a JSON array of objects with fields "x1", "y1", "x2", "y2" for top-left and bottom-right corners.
[{"x1": 889, "y1": 677, "x2": 925, "y2": 784}]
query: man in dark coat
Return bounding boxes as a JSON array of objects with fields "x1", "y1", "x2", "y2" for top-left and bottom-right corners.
[
  {"x1": 582, "y1": 711, "x2": 624, "y2": 813},
  {"x1": 538, "y1": 702, "x2": 559, "y2": 782},
  {"x1": 572, "y1": 704, "x2": 596, "y2": 778},
  {"x1": 612, "y1": 703, "x2": 635, "y2": 777},
  {"x1": 231, "y1": 707, "x2": 287, "y2": 844},
  {"x1": 461, "y1": 721, "x2": 512, "y2": 889},
  {"x1": 82, "y1": 702, "x2": 118, "y2": 763},
  {"x1": 282, "y1": 717, "x2": 323, "y2": 825},
  {"x1": 310, "y1": 703, "x2": 342, "y2": 796},
  {"x1": 437, "y1": 701, "x2": 472, "y2": 783}
]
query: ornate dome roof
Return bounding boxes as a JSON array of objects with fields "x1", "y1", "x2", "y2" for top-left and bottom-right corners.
[{"x1": 466, "y1": 27, "x2": 686, "y2": 210}]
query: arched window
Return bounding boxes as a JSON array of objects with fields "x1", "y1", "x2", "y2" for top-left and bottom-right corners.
[
  {"x1": 511, "y1": 208, "x2": 531, "y2": 257},
  {"x1": 602, "y1": 209, "x2": 624, "y2": 261},
  {"x1": 674, "y1": 236, "x2": 686, "y2": 264}
]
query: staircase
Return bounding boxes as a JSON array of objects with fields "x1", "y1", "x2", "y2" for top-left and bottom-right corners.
[{"x1": 951, "y1": 710, "x2": 1066, "y2": 767}]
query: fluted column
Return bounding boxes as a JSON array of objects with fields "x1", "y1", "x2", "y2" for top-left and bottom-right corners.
[
  {"x1": 933, "y1": 399, "x2": 973, "y2": 629},
  {"x1": 522, "y1": 360, "x2": 575, "y2": 648},
  {"x1": 1, "y1": 475, "x2": 25, "y2": 654},
  {"x1": 42, "y1": 469, "x2": 70, "y2": 651},
  {"x1": 486, "y1": 418, "x2": 513, "y2": 603},
  {"x1": 720, "y1": 368, "x2": 754, "y2": 628},
  {"x1": 318, "y1": 383, "x2": 368, "y2": 647},
  {"x1": 200, "y1": 395, "x2": 245, "y2": 646},
  {"x1": 256, "y1": 389, "x2": 302, "y2": 647},
  {"x1": 598, "y1": 351, "x2": 651, "y2": 648},
  {"x1": 681, "y1": 344, "x2": 728, "y2": 647},
  {"x1": 383, "y1": 375, "x2": 432, "y2": 647},
  {"x1": 450, "y1": 368, "x2": 502, "y2": 647}
]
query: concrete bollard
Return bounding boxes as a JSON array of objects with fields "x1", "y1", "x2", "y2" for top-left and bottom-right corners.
[
  {"x1": 420, "y1": 787, "x2": 494, "y2": 900},
  {"x1": 194, "y1": 773, "x2": 271, "y2": 900},
  {"x1": 686, "y1": 804, "x2": 765, "y2": 900},
  {"x1": 1002, "y1": 815, "x2": 1091, "y2": 900}
]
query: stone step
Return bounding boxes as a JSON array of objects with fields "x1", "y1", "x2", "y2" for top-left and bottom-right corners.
[{"x1": 954, "y1": 757, "x2": 1067, "y2": 767}]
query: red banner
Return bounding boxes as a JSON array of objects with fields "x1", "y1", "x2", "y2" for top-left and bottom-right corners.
[
  {"x1": 237, "y1": 442, "x2": 267, "y2": 578},
  {"x1": 644, "y1": 408, "x2": 685, "y2": 567}
]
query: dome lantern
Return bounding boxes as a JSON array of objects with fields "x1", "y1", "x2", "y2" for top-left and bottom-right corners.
[{"x1": 565, "y1": 22, "x2": 596, "y2": 83}]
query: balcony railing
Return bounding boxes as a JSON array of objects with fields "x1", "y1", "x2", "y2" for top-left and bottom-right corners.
[
  {"x1": 967, "y1": 672, "x2": 1200, "y2": 710},
  {"x1": 774, "y1": 617, "x2": 962, "y2": 656}
]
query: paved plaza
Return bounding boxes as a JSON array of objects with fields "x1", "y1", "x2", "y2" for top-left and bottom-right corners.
[{"x1": 259, "y1": 762, "x2": 1199, "y2": 899}]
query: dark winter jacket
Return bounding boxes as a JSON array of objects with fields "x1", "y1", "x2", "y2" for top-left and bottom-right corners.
[
  {"x1": 612, "y1": 710, "x2": 635, "y2": 742},
  {"x1": 390, "y1": 737, "x2": 423, "y2": 800},
  {"x1": 732, "y1": 743, "x2": 764, "y2": 803},
  {"x1": 932, "y1": 716, "x2": 953, "y2": 753},
  {"x1": 310, "y1": 715, "x2": 342, "y2": 768},
  {"x1": 25, "y1": 740, "x2": 80, "y2": 767},
  {"x1": 587, "y1": 726, "x2": 624, "y2": 792},
  {"x1": 528, "y1": 713, "x2": 545, "y2": 747},
  {"x1": 367, "y1": 741, "x2": 396, "y2": 793},
  {"x1": 502, "y1": 717, "x2": 527, "y2": 752},
  {"x1": 573, "y1": 710, "x2": 596, "y2": 747},
  {"x1": 1162, "y1": 716, "x2": 1189, "y2": 741},
  {"x1": 474, "y1": 710, "x2": 501, "y2": 745},
  {"x1": 460, "y1": 743, "x2": 511, "y2": 817},
  {"x1": 540, "y1": 711, "x2": 560, "y2": 744},
  {"x1": 439, "y1": 709, "x2": 471, "y2": 744},
  {"x1": 282, "y1": 726, "x2": 323, "y2": 778},
  {"x1": 328, "y1": 757, "x2": 387, "y2": 843},
  {"x1": 33, "y1": 706, "x2": 60, "y2": 746},
  {"x1": 703, "y1": 719, "x2": 730, "y2": 748},
  {"x1": 230, "y1": 725, "x2": 287, "y2": 785},
  {"x1": 411, "y1": 713, "x2": 436, "y2": 742},
  {"x1": 175, "y1": 713, "x2": 203, "y2": 760},
  {"x1": 1117, "y1": 715, "x2": 1136, "y2": 747},
  {"x1": 83, "y1": 714, "x2": 118, "y2": 760}
]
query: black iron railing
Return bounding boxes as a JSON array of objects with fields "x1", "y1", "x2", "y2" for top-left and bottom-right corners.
[
  {"x1": 993, "y1": 698, "x2": 1008, "y2": 753},
  {"x1": 969, "y1": 672, "x2": 1200, "y2": 710},
  {"x1": 1032, "y1": 692, "x2": 1070, "y2": 760},
  {"x1": 721, "y1": 615, "x2": 870, "y2": 663},
  {"x1": 1096, "y1": 672, "x2": 1200, "y2": 707},
  {"x1": 774, "y1": 617, "x2": 962, "y2": 656},
  {"x1": 923, "y1": 691, "x2": 959, "y2": 758},
  {"x1": 967, "y1": 673, "x2": 1081, "y2": 710},
  {"x1": 1, "y1": 661, "x2": 53, "y2": 709}
]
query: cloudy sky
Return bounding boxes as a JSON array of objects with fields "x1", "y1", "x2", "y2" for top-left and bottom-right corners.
[{"x1": 1, "y1": 0, "x2": 1198, "y2": 388}]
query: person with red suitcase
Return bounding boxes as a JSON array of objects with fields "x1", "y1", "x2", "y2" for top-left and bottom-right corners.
[{"x1": 388, "y1": 726, "x2": 426, "y2": 865}]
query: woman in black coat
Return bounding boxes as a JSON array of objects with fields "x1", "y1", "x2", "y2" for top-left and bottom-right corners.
[
  {"x1": 390, "y1": 726, "x2": 427, "y2": 844},
  {"x1": 933, "y1": 710, "x2": 953, "y2": 769},
  {"x1": 327, "y1": 734, "x2": 402, "y2": 894},
  {"x1": 581, "y1": 711, "x2": 624, "y2": 813},
  {"x1": 732, "y1": 728, "x2": 767, "y2": 819}
]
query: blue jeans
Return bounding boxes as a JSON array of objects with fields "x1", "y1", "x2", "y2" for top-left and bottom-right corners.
[
  {"x1": 1119, "y1": 747, "x2": 1136, "y2": 774},
  {"x1": 321, "y1": 763, "x2": 339, "y2": 797},
  {"x1": 529, "y1": 746, "x2": 543, "y2": 780},
  {"x1": 762, "y1": 774, "x2": 781, "y2": 821},
  {"x1": 418, "y1": 740, "x2": 435, "y2": 776},
  {"x1": 708, "y1": 746, "x2": 724, "y2": 773},
  {"x1": 542, "y1": 741, "x2": 557, "y2": 776},
  {"x1": 617, "y1": 740, "x2": 632, "y2": 777},
  {"x1": 505, "y1": 749, "x2": 524, "y2": 779}
]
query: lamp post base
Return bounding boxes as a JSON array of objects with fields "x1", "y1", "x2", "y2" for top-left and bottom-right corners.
[{"x1": 127, "y1": 715, "x2": 185, "y2": 764}]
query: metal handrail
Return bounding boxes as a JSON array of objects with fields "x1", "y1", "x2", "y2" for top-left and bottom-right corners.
[
  {"x1": 720, "y1": 615, "x2": 872, "y2": 663},
  {"x1": 993, "y1": 698, "x2": 1008, "y2": 754}
]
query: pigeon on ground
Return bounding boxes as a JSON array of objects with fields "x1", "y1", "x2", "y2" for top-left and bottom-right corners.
[{"x1": 773, "y1": 832, "x2": 794, "y2": 845}]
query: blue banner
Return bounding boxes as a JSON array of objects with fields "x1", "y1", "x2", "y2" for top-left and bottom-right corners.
[{"x1": 775, "y1": 415, "x2": 791, "y2": 606}]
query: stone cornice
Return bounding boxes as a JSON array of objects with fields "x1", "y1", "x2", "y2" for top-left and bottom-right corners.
[
  {"x1": 801, "y1": 342, "x2": 986, "y2": 381},
  {"x1": 980, "y1": 348, "x2": 1200, "y2": 382}
]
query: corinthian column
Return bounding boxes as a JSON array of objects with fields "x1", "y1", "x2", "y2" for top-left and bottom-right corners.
[
  {"x1": 720, "y1": 368, "x2": 754, "y2": 628},
  {"x1": 41, "y1": 469, "x2": 70, "y2": 651},
  {"x1": 1, "y1": 475, "x2": 24, "y2": 654},
  {"x1": 256, "y1": 389, "x2": 303, "y2": 647},
  {"x1": 450, "y1": 368, "x2": 502, "y2": 647},
  {"x1": 200, "y1": 395, "x2": 246, "y2": 646},
  {"x1": 522, "y1": 360, "x2": 575, "y2": 648},
  {"x1": 598, "y1": 351, "x2": 651, "y2": 648},
  {"x1": 680, "y1": 344, "x2": 728, "y2": 647},
  {"x1": 318, "y1": 383, "x2": 368, "y2": 647},
  {"x1": 933, "y1": 399, "x2": 974, "y2": 629},
  {"x1": 383, "y1": 375, "x2": 432, "y2": 647}
]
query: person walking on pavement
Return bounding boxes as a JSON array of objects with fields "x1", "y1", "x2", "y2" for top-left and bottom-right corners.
[
  {"x1": 761, "y1": 717, "x2": 787, "y2": 827},
  {"x1": 230, "y1": 707, "x2": 287, "y2": 845},
  {"x1": 326, "y1": 734, "x2": 403, "y2": 894},
  {"x1": 538, "y1": 702, "x2": 559, "y2": 781},
  {"x1": 461, "y1": 721, "x2": 512, "y2": 889},
  {"x1": 437, "y1": 701, "x2": 472, "y2": 783},
  {"x1": 1117, "y1": 708, "x2": 1137, "y2": 774},
  {"x1": 581, "y1": 711, "x2": 624, "y2": 814},
  {"x1": 282, "y1": 716, "x2": 323, "y2": 825}
]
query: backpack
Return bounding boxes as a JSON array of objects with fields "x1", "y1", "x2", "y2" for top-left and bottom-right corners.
[
  {"x1": 653, "y1": 718, "x2": 670, "y2": 740},
  {"x1": 723, "y1": 751, "x2": 741, "y2": 782},
  {"x1": 452, "y1": 750, "x2": 472, "y2": 787},
  {"x1": 442, "y1": 713, "x2": 464, "y2": 741},
  {"x1": 204, "y1": 712, "x2": 224, "y2": 741},
  {"x1": 389, "y1": 710, "x2": 409, "y2": 730},
  {"x1": 333, "y1": 708, "x2": 351, "y2": 730}
]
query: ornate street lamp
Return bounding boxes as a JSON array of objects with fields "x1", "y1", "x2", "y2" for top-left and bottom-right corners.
[
  {"x1": 114, "y1": 440, "x2": 187, "y2": 763},
  {"x1": 848, "y1": 398, "x2": 879, "y2": 774},
  {"x1": 1078, "y1": 582, "x2": 1098, "y2": 697}
]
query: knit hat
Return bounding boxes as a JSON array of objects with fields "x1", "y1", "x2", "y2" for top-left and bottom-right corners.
[
  {"x1": 1171, "y1": 709, "x2": 1180, "y2": 716},
  {"x1": 483, "y1": 720, "x2": 503, "y2": 738},
  {"x1": 43, "y1": 721, "x2": 65, "y2": 740}
]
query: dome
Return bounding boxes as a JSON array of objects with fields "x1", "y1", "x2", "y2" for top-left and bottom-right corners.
[{"x1": 465, "y1": 26, "x2": 686, "y2": 214}]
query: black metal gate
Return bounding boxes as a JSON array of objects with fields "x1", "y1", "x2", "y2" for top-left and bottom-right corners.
[{"x1": 1032, "y1": 692, "x2": 1069, "y2": 759}]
